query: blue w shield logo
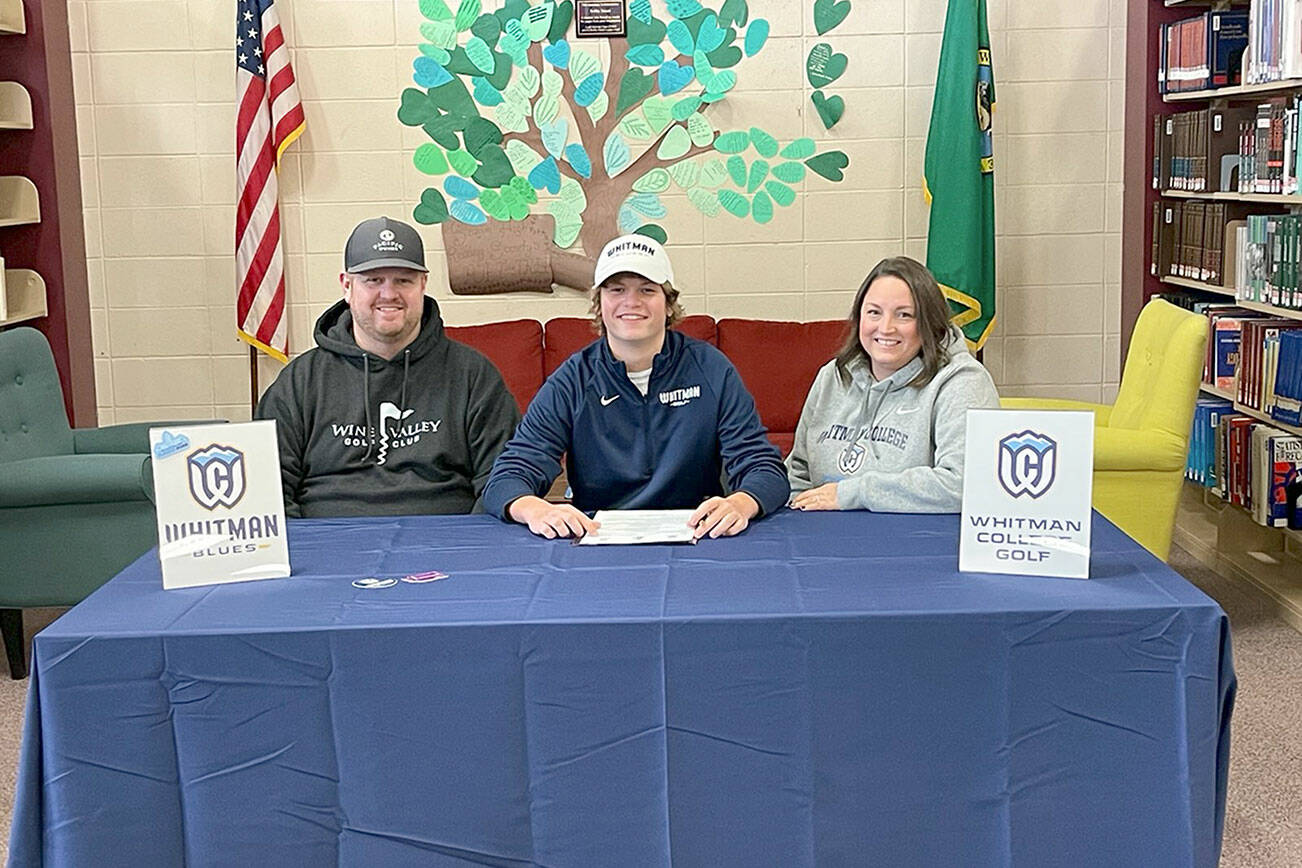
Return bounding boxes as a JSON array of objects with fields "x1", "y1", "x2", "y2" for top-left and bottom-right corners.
[
  {"x1": 187, "y1": 445, "x2": 247, "y2": 510},
  {"x1": 997, "y1": 430, "x2": 1057, "y2": 499}
]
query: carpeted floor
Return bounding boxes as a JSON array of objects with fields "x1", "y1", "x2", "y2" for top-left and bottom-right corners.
[{"x1": 0, "y1": 547, "x2": 1297, "y2": 865}]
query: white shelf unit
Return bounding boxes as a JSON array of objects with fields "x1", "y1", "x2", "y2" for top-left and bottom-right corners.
[
  {"x1": 0, "y1": 268, "x2": 46, "y2": 326},
  {"x1": 0, "y1": 81, "x2": 32, "y2": 129},
  {"x1": 0, "y1": 175, "x2": 39, "y2": 226},
  {"x1": 0, "y1": 0, "x2": 24, "y2": 35}
]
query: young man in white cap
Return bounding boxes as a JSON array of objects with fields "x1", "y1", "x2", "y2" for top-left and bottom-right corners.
[
  {"x1": 483, "y1": 234, "x2": 789, "y2": 539},
  {"x1": 256, "y1": 216, "x2": 520, "y2": 517}
]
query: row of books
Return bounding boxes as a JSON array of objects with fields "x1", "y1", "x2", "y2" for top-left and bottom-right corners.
[
  {"x1": 1244, "y1": 0, "x2": 1302, "y2": 85},
  {"x1": 1153, "y1": 100, "x2": 1302, "y2": 195},
  {"x1": 1158, "y1": 10, "x2": 1248, "y2": 94},
  {"x1": 1188, "y1": 398, "x2": 1302, "y2": 528},
  {"x1": 1150, "y1": 200, "x2": 1237, "y2": 286},
  {"x1": 1233, "y1": 213, "x2": 1302, "y2": 309}
]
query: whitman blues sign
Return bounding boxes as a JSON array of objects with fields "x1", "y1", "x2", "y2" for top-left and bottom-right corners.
[
  {"x1": 960, "y1": 410, "x2": 1094, "y2": 579},
  {"x1": 150, "y1": 421, "x2": 290, "y2": 589}
]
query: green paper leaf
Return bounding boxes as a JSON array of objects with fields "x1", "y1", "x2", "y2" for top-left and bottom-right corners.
[
  {"x1": 672, "y1": 96, "x2": 703, "y2": 121},
  {"x1": 510, "y1": 65, "x2": 541, "y2": 99},
  {"x1": 447, "y1": 148, "x2": 479, "y2": 176},
  {"x1": 521, "y1": 3, "x2": 554, "y2": 41},
  {"x1": 704, "y1": 69, "x2": 736, "y2": 96},
  {"x1": 706, "y1": 42, "x2": 742, "y2": 69},
  {"x1": 471, "y1": 143, "x2": 515, "y2": 187},
  {"x1": 813, "y1": 0, "x2": 851, "y2": 36},
  {"x1": 548, "y1": 1, "x2": 574, "y2": 42},
  {"x1": 495, "y1": 99, "x2": 529, "y2": 133},
  {"x1": 718, "y1": 0, "x2": 748, "y2": 28},
  {"x1": 505, "y1": 138, "x2": 544, "y2": 175},
  {"x1": 806, "y1": 42, "x2": 848, "y2": 88},
  {"x1": 713, "y1": 130, "x2": 750, "y2": 154},
  {"x1": 746, "y1": 159, "x2": 768, "y2": 193},
  {"x1": 657, "y1": 125, "x2": 692, "y2": 161},
  {"x1": 464, "y1": 36, "x2": 496, "y2": 74},
  {"x1": 765, "y1": 180, "x2": 795, "y2": 207},
  {"x1": 642, "y1": 96, "x2": 674, "y2": 134},
  {"x1": 667, "y1": 20, "x2": 695, "y2": 55},
  {"x1": 668, "y1": 159, "x2": 700, "y2": 188},
  {"x1": 587, "y1": 90, "x2": 609, "y2": 122},
  {"x1": 419, "y1": 44, "x2": 453, "y2": 63},
  {"x1": 811, "y1": 90, "x2": 845, "y2": 129},
  {"x1": 454, "y1": 0, "x2": 481, "y2": 32},
  {"x1": 780, "y1": 137, "x2": 816, "y2": 159},
  {"x1": 420, "y1": 0, "x2": 454, "y2": 22},
  {"x1": 463, "y1": 116, "x2": 504, "y2": 157},
  {"x1": 619, "y1": 112, "x2": 654, "y2": 141},
  {"x1": 751, "y1": 190, "x2": 773, "y2": 224},
  {"x1": 698, "y1": 158, "x2": 727, "y2": 187},
  {"x1": 625, "y1": 191, "x2": 667, "y2": 218},
  {"x1": 398, "y1": 88, "x2": 438, "y2": 126},
  {"x1": 604, "y1": 131, "x2": 632, "y2": 176},
  {"x1": 629, "y1": 0, "x2": 653, "y2": 24},
  {"x1": 748, "y1": 127, "x2": 777, "y2": 158},
  {"x1": 805, "y1": 150, "x2": 850, "y2": 181},
  {"x1": 414, "y1": 187, "x2": 451, "y2": 224},
  {"x1": 414, "y1": 143, "x2": 450, "y2": 175},
  {"x1": 569, "y1": 49, "x2": 601, "y2": 82},
  {"x1": 626, "y1": 43, "x2": 665, "y2": 66},
  {"x1": 421, "y1": 19, "x2": 459, "y2": 49},
  {"x1": 772, "y1": 161, "x2": 805, "y2": 183},
  {"x1": 557, "y1": 177, "x2": 587, "y2": 212},
  {"x1": 471, "y1": 12, "x2": 501, "y2": 43},
  {"x1": 543, "y1": 68, "x2": 564, "y2": 95},
  {"x1": 667, "y1": 0, "x2": 704, "y2": 18},
  {"x1": 499, "y1": 185, "x2": 530, "y2": 219},
  {"x1": 687, "y1": 113, "x2": 714, "y2": 147},
  {"x1": 634, "y1": 223, "x2": 668, "y2": 244},
  {"x1": 616, "y1": 68, "x2": 656, "y2": 118},
  {"x1": 726, "y1": 155, "x2": 746, "y2": 187},
  {"x1": 535, "y1": 93, "x2": 561, "y2": 126},
  {"x1": 422, "y1": 115, "x2": 461, "y2": 150},
  {"x1": 718, "y1": 189, "x2": 749, "y2": 218},
  {"x1": 493, "y1": 0, "x2": 530, "y2": 28},
  {"x1": 634, "y1": 168, "x2": 672, "y2": 193},
  {"x1": 548, "y1": 203, "x2": 583, "y2": 247},
  {"x1": 687, "y1": 186, "x2": 721, "y2": 216},
  {"x1": 627, "y1": 16, "x2": 668, "y2": 47},
  {"x1": 479, "y1": 187, "x2": 510, "y2": 220},
  {"x1": 509, "y1": 174, "x2": 539, "y2": 204}
]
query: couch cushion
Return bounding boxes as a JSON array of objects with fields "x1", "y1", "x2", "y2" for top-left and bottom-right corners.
[
  {"x1": 544, "y1": 315, "x2": 720, "y2": 375},
  {"x1": 716, "y1": 318, "x2": 847, "y2": 439},
  {"x1": 445, "y1": 319, "x2": 544, "y2": 413}
]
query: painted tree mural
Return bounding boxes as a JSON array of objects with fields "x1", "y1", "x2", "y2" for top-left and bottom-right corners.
[{"x1": 398, "y1": 0, "x2": 850, "y2": 291}]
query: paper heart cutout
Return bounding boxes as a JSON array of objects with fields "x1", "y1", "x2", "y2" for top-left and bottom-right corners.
[
  {"x1": 811, "y1": 90, "x2": 845, "y2": 130},
  {"x1": 806, "y1": 149, "x2": 850, "y2": 181},
  {"x1": 528, "y1": 155, "x2": 563, "y2": 194},
  {"x1": 413, "y1": 57, "x2": 453, "y2": 88},
  {"x1": 813, "y1": 0, "x2": 852, "y2": 36},
  {"x1": 617, "y1": 68, "x2": 656, "y2": 116},
  {"x1": 657, "y1": 61, "x2": 695, "y2": 96},
  {"x1": 398, "y1": 88, "x2": 437, "y2": 126},
  {"x1": 564, "y1": 143, "x2": 592, "y2": 179},
  {"x1": 575, "y1": 72, "x2": 605, "y2": 107},
  {"x1": 541, "y1": 118, "x2": 568, "y2": 158},
  {"x1": 696, "y1": 14, "x2": 727, "y2": 53},
  {"x1": 542, "y1": 38, "x2": 571, "y2": 68},
  {"x1": 629, "y1": 0, "x2": 653, "y2": 24},
  {"x1": 642, "y1": 95, "x2": 674, "y2": 134},
  {"x1": 471, "y1": 76, "x2": 504, "y2": 106},
  {"x1": 444, "y1": 175, "x2": 480, "y2": 200},
  {"x1": 478, "y1": 188, "x2": 510, "y2": 220},
  {"x1": 413, "y1": 188, "x2": 450, "y2": 224},
  {"x1": 806, "y1": 43, "x2": 848, "y2": 88}
]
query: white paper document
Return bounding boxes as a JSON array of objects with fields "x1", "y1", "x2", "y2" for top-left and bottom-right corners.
[{"x1": 577, "y1": 509, "x2": 698, "y2": 545}]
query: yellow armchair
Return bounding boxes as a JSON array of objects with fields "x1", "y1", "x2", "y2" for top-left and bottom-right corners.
[{"x1": 1001, "y1": 299, "x2": 1207, "y2": 560}]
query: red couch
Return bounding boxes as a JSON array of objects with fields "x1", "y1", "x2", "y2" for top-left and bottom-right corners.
[{"x1": 446, "y1": 316, "x2": 847, "y2": 455}]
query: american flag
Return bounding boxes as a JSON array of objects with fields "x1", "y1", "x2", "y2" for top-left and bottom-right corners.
[{"x1": 235, "y1": 0, "x2": 304, "y2": 362}]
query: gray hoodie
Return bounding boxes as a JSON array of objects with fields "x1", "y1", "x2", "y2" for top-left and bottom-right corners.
[{"x1": 786, "y1": 327, "x2": 999, "y2": 512}]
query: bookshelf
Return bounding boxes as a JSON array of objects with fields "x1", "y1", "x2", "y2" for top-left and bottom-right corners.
[
  {"x1": 1130, "y1": 2, "x2": 1302, "y2": 614},
  {"x1": 0, "y1": 268, "x2": 46, "y2": 327}
]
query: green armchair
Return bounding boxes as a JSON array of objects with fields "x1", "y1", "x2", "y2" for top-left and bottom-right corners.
[{"x1": 0, "y1": 327, "x2": 213, "y2": 678}]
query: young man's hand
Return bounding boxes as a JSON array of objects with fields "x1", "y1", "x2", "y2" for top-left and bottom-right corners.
[
  {"x1": 688, "y1": 492, "x2": 759, "y2": 539},
  {"x1": 509, "y1": 496, "x2": 601, "y2": 539}
]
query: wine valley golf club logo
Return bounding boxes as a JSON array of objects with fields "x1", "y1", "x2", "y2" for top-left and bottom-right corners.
[
  {"x1": 997, "y1": 430, "x2": 1057, "y2": 499},
  {"x1": 187, "y1": 445, "x2": 247, "y2": 510}
]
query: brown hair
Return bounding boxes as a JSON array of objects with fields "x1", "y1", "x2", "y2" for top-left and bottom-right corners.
[
  {"x1": 834, "y1": 256, "x2": 953, "y2": 388},
  {"x1": 588, "y1": 274, "x2": 685, "y2": 335}
]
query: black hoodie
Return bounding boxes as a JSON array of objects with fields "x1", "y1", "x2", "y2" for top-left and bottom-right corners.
[{"x1": 255, "y1": 297, "x2": 520, "y2": 517}]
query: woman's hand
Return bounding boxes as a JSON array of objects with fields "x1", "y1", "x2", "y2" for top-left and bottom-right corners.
[
  {"x1": 508, "y1": 496, "x2": 601, "y2": 539},
  {"x1": 790, "y1": 483, "x2": 840, "y2": 511}
]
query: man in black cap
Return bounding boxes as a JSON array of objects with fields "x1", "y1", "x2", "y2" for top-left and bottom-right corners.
[{"x1": 255, "y1": 216, "x2": 520, "y2": 517}]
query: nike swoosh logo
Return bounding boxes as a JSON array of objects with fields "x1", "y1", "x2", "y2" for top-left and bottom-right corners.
[
  {"x1": 601, "y1": 394, "x2": 620, "y2": 406},
  {"x1": 895, "y1": 406, "x2": 920, "y2": 414}
]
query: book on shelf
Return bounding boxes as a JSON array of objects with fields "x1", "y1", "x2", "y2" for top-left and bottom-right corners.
[
  {"x1": 1160, "y1": 10, "x2": 1249, "y2": 93},
  {"x1": 1274, "y1": 330, "x2": 1302, "y2": 425},
  {"x1": 1250, "y1": 426, "x2": 1302, "y2": 527}
]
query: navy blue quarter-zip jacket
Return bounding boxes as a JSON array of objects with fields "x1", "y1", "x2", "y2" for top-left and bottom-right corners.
[{"x1": 482, "y1": 330, "x2": 790, "y2": 518}]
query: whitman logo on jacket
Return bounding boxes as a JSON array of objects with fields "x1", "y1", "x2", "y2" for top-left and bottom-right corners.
[
  {"x1": 330, "y1": 401, "x2": 442, "y2": 466},
  {"x1": 659, "y1": 385, "x2": 701, "y2": 407}
]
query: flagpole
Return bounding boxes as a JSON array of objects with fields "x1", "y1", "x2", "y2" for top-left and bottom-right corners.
[{"x1": 249, "y1": 346, "x2": 259, "y2": 417}]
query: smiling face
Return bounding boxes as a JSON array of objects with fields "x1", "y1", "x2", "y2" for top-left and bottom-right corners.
[
  {"x1": 858, "y1": 274, "x2": 923, "y2": 380},
  {"x1": 341, "y1": 266, "x2": 428, "y2": 359},
  {"x1": 599, "y1": 272, "x2": 669, "y2": 358}
]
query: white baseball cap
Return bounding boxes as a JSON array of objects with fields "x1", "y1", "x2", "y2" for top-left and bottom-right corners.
[{"x1": 593, "y1": 234, "x2": 675, "y2": 287}]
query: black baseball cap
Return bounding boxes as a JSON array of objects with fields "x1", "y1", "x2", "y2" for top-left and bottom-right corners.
[{"x1": 343, "y1": 216, "x2": 428, "y2": 273}]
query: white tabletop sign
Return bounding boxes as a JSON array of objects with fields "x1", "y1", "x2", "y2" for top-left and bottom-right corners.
[
  {"x1": 149, "y1": 420, "x2": 290, "y2": 589},
  {"x1": 959, "y1": 409, "x2": 1095, "y2": 579}
]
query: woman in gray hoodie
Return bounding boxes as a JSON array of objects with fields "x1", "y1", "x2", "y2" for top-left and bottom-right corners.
[{"x1": 788, "y1": 256, "x2": 999, "y2": 513}]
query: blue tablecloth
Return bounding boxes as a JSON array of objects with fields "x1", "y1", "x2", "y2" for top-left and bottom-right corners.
[{"x1": 9, "y1": 511, "x2": 1234, "y2": 867}]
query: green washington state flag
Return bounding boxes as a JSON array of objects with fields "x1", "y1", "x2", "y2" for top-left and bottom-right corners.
[{"x1": 924, "y1": 0, "x2": 996, "y2": 352}]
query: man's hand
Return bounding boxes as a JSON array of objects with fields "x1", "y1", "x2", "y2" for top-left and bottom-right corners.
[
  {"x1": 508, "y1": 495, "x2": 600, "y2": 539},
  {"x1": 688, "y1": 492, "x2": 760, "y2": 539},
  {"x1": 790, "y1": 483, "x2": 839, "y2": 511}
]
